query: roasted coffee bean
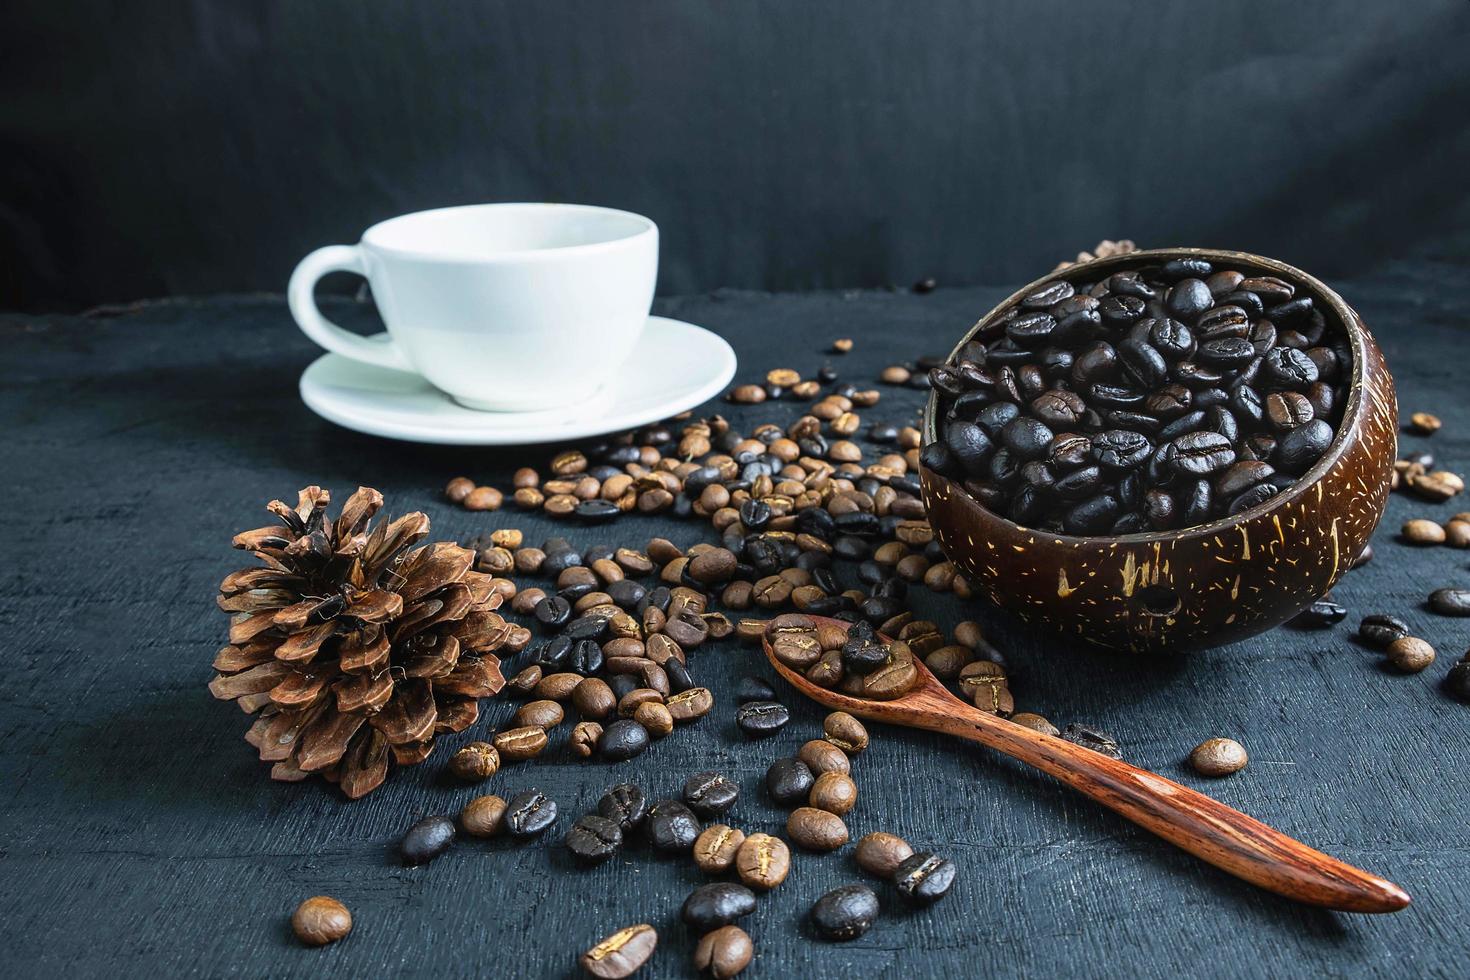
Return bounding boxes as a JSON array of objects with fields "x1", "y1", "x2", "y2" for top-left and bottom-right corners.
[
  {"x1": 503, "y1": 789, "x2": 557, "y2": 838},
  {"x1": 580, "y1": 924, "x2": 658, "y2": 979},
  {"x1": 1402, "y1": 518, "x2": 1447, "y2": 545},
  {"x1": 571, "y1": 721, "x2": 603, "y2": 757},
  {"x1": 534, "y1": 595, "x2": 573, "y2": 629},
  {"x1": 788, "y1": 806, "x2": 849, "y2": 851},
  {"x1": 647, "y1": 800, "x2": 702, "y2": 852},
  {"x1": 892, "y1": 852, "x2": 958, "y2": 904},
  {"x1": 855, "y1": 831, "x2": 914, "y2": 877},
  {"x1": 292, "y1": 896, "x2": 352, "y2": 947},
  {"x1": 1061, "y1": 723, "x2": 1122, "y2": 759},
  {"x1": 566, "y1": 814, "x2": 624, "y2": 863},
  {"x1": 824, "y1": 711, "x2": 869, "y2": 753},
  {"x1": 448, "y1": 741, "x2": 500, "y2": 781},
  {"x1": 599, "y1": 719, "x2": 651, "y2": 761},
  {"x1": 810, "y1": 884, "x2": 879, "y2": 941},
  {"x1": 735, "y1": 700, "x2": 790, "y2": 738},
  {"x1": 684, "y1": 772, "x2": 740, "y2": 818},
  {"x1": 840, "y1": 633, "x2": 889, "y2": 675},
  {"x1": 692, "y1": 925, "x2": 753, "y2": 979},
  {"x1": 694, "y1": 824, "x2": 747, "y2": 873},
  {"x1": 598, "y1": 784, "x2": 648, "y2": 832},
  {"x1": 1387, "y1": 637, "x2": 1436, "y2": 673},
  {"x1": 1010, "y1": 712, "x2": 1060, "y2": 735},
  {"x1": 634, "y1": 701, "x2": 675, "y2": 737},
  {"x1": 1189, "y1": 738, "x2": 1248, "y2": 776},
  {"x1": 1358, "y1": 614, "x2": 1411, "y2": 648},
  {"x1": 767, "y1": 757, "x2": 816, "y2": 805},
  {"x1": 667, "y1": 687, "x2": 715, "y2": 722},
  {"x1": 515, "y1": 699, "x2": 565, "y2": 730},
  {"x1": 495, "y1": 725, "x2": 550, "y2": 761},
  {"x1": 809, "y1": 771, "x2": 858, "y2": 815},
  {"x1": 735, "y1": 832, "x2": 791, "y2": 891},
  {"x1": 683, "y1": 882, "x2": 757, "y2": 933},
  {"x1": 1443, "y1": 662, "x2": 1470, "y2": 701},
  {"x1": 1429, "y1": 588, "x2": 1470, "y2": 616},
  {"x1": 798, "y1": 739, "x2": 852, "y2": 776},
  {"x1": 401, "y1": 815, "x2": 456, "y2": 865},
  {"x1": 460, "y1": 794, "x2": 508, "y2": 837}
]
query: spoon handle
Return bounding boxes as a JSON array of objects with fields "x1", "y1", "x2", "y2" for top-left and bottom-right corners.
[{"x1": 927, "y1": 703, "x2": 1409, "y2": 913}]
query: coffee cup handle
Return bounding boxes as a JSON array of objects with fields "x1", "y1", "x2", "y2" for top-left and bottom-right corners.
[{"x1": 288, "y1": 245, "x2": 413, "y2": 372}]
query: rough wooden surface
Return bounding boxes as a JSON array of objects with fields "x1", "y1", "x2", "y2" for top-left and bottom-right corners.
[{"x1": 2, "y1": 266, "x2": 1467, "y2": 977}]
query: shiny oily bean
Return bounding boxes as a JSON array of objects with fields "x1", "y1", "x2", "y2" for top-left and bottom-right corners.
[
  {"x1": 735, "y1": 833, "x2": 791, "y2": 890},
  {"x1": 1189, "y1": 737, "x2": 1249, "y2": 776},
  {"x1": 580, "y1": 924, "x2": 658, "y2": 980},
  {"x1": 810, "y1": 884, "x2": 879, "y2": 941},
  {"x1": 1429, "y1": 588, "x2": 1470, "y2": 616},
  {"x1": 694, "y1": 824, "x2": 747, "y2": 873},
  {"x1": 788, "y1": 806, "x2": 849, "y2": 851},
  {"x1": 647, "y1": 800, "x2": 703, "y2": 852},
  {"x1": 893, "y1": 852, "x2": 958, "y2": 904},
  {"x1": 401, "y1": 815, "x2": 456, "y2": 865},
  {"x1": 692, "y1": 926, "x2": 753, "y2": 980},
  {"x1": 503, "y1": 788, "x2": 557, "y2": 838},
  {"x1": 809, "y1": 771, "x2": 858, "y2": 815},
  {"x1": 682, "y1": 882, "x2": 757, "y2": 932},
  {"x1": 855, "y1": 831, "x2": 914, "y2": 878},
  {"x1": 798, "y1": 739, "x2": 851, "y2": 776},
  {"x1": 824, "y1": 711, "x2": 869, "y2": 753}
]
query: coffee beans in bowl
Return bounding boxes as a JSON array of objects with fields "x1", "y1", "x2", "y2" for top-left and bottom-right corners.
[{"x1": 919, "y1": 248, "x2": 1396, "y2": 651}]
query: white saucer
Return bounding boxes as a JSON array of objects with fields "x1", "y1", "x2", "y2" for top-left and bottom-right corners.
[{"x1": 298, "y1": 315, "x2": 736, "y2": 445}]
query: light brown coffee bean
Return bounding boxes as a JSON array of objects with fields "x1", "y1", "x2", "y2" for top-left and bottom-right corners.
[
  {"x1": 824, "y1": 711, "x2": 869, "y2": 753},
  {"x1": 1407, "y1": 411, "x2": 1442, "y2": 434},
  {"x1": 448, "y1": 741, "x2": 500, "y2": 781},
  {"x1": 511, "y1": 466, "x2": 539, "y2": 489},
  {"x1": 1009, "y1": 712, "x2": 1059, "y2": 735},
  {"x1": 580, "y1": 923, "x2": 657, "y2": 979},
  {"x1": 444, "y1": 476, "x2": 475, "y2": 503},
  {"x1": 618, "y1": 688, "x2": 664, "y2": 717},
  {"x1": 693, "y1": 824, "x2": 747, "y2": 873},
  {"x1": 862, "y1": 641, "x2": 919, "y2": 700},
  {"x1": 1386, "y1": 636, "x2": 1436, "y2": 673},
  {"x1": 536, "y1": 672, "x2": 584, "y2": 701},
  {"x1": 460, "y1": 486, "x2": 500, "y2": 511},
  {"x1": 693, "y1": 925, "x2": 753, "y2": 979},
  {"x1": 832, "y1": 337, "x2": 854, "y2": 353},
  {"x1": 854, "y1": 831, "x2": 914, "y2": 878},
  {"x1": 615, "y1": 547, "x2": 655, "y2": 575},
  {"x1": 1188, "y1": 737, "x2": 1248, "y2": 777},
  {"x1": 959, "y1": 660, "x2": 1014, "y2": 715},
  {"x1": 787, "y1": 806, "x2": 849, "y2": 851},
  {"x1": 924, "y1": 644, "x2": 973, "y2": 680},
  {"x1": 571, "y1": 721, "x2": 604, "y2": 758},
  {"x1": 667, "y1": 687, "x2": 714, "y2": 722},
  {"x1": 1402, "y1": 518, "x2": 1447, "y2": 545},
  {"x1": 772, "y1": 630, "x2": 822, "y2": 668},
  {"x1": 1445, "y1": 521, "x2": 1470, "y2": 549},
  {"x1": 798, "y1": 739, "x2": 851, "y2": 776},
  {"x1": 573, "y1": 678, "x2": 617, "y2": 720},
  {"x1": 291, "y1": 895, "x2": 352, "y2": 946},
  {"x1": 513, "y1": 486, "x2": 545, "y2": 509},
  {"x1": 512, "y1": 586, "x2": 548, "y2": 615},
  {"x1": 634, "y1": 701, "x2": 675, "y2": 737},
  {"x1": 513, "y1": 546, "x2": 546, "y2": 574},
  {"x1": 460, "y1": 794, "x2": 508, "y2": 837},
  {"x1": 493, "y1": 725, "x2": 549, "y2": 761},
  {"x1": 809, "y1": 771, "x2": 858, "y2": 815},
  {"x1": 805, "y1": 649, "x2": 844, "y2": 688},
  {"x1": 515, "y1": 699, "x2": 565, "y2": 730},
  {"x1": 735, "y1": 833, "x2": 791, "y2": 890},
  {"x1": 730, "y1": 384, "x2": 767, "y2": 404},
  {"x1": 952, "y1": 621, "x2": 986, "y2": 649},
  {"x1": 508, "y1": 665, "x2": 542, "y2": 695}
]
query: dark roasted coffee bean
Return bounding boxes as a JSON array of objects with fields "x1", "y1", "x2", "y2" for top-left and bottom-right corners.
[
  {"x1": 767, "y1": 757, "x2": 816, "y2": 805},
  {"x1": 1118, "y1": 338, "x2": 1168, "y2": 388},
  {"x1": 1001, "y1": 417, "x2": 1054, "y2": 458},
  {"x1": 1060, "y1": 723, "x2": 1122, "y2": 759},
  {"x1": 597, "y1": 784, "x2": 649, "y2": 834},
  {"x1": 736, "y1": 700, "x2": 791, "y2": 738},
  {"x1": 684, "y1": 772, "x2": 740, "y2": 818},
  {"x1": 1006, "y1": 311, "x2": 1056, "y2": 347},
  {"x1": 1276, "y1": 419, "x2": 1334, "y2": 475},
  {"x1": 1358, "y1": 614, "x2": 1410, "y2": 648},
  {"x1": 1165, "y1": 278, "x2": 1214, "y2": 321},
  {"x1": 682, "y1": 882, "x2": 756, "y2": 932},
  {"x1": 1429, "y1": 588, "x2": 1470, "y2": 616},
  {"x1": 1290, "y1": 598, "x2": 1347, "y2": 628},
  {"x1": 1092, "y1": 429, "x2": 1152, "y2": 471},
  {"x1": 401, "y1": 815, "x2": 456, "y2": 865},
  {"x1": 1170, "y1": 431, "x2": 1236, "y2": 477},
  {"x1": 892, "y1": 852, "x2": 958, "y2": 904},
  {"x1": 534, "y1": 594, "x2": 572, "y2": 629},
  {"x1": 1215, "y1": 460, "x2": 1274, "y2": 500},
  {"x1": 810, "y1": 884, "x2": 879, "y2": 941},
  {"x1": 945, "y1": 421, "x2": 994, "y2": 474},
  {"x1": 576, "y1": 499, "x2": 620, "y2": 523},
  {"x1": 647, "y1": 800, "x2": 702, "y2": 852},
  {"x1": 566, "y1": 814, "x2": 623, "y2": 863},
  {"x1": 1228, "y1": 481, "x2": 1276, "y2": 515},
  {"x1": 1198, "y1": 337, "x2": 1256, "y2": 367},
  {"x1": 1262, "y1": 346, "x2": 1318, "y2": 388},
  {"x1": 1064, "y1": 493, "x2": 1121, "y2": 534},
  {"x1": 1444, "y1": 662, "x2": 1470, "y2": 701},
  {"x1": 504, "y1": 789, "x2": 557, "y2": 838},
  {"x1": 599, "y1": 719, "x2": 651, "y2": 761}
]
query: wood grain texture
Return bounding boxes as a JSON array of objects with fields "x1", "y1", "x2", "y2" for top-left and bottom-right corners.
[
  {"x1": 0, "y1": 276, "x2": 1466, "y2": 978},
  {"x1": 764, "y1": 616, "x2": 1408, "y2": 912}
]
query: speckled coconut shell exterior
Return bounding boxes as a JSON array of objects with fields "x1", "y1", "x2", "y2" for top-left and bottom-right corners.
[{"x1": 920, "y1": 248, "x2": 1398, "y2": 652}]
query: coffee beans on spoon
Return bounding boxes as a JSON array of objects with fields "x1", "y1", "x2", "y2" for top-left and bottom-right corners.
[{"x1": 923, "y1": 259, "x2": 1350, "y2": 533}]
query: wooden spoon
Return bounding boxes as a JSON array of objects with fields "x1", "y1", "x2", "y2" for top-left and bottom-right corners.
[{"x1": 763, "y1": 616, "x2": 1410, "y2": 913}]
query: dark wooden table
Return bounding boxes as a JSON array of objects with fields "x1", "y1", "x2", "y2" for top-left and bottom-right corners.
[{"x1": 3, "y1": 265, "x2": 1467, "y2": 978}]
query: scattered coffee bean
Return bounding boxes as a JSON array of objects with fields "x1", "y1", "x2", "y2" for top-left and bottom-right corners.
[
  {"x1": 1188, "y1": 737, "x2": 1248, "y2": 776},
  {"x1": 809, "y1": 771, "x2": 858, "y2": 815},
  {"x1": 684, "y1": 772, "x2": 740, "y2": 818},
  {"x1": 892, "y1": 852, "x2": 957, "y2": 904},
  {"x1": 291, "y1": 895, "x2": 352, "y2": 947},
  {"x1": 401, "y1": 815, "x2": 456, "y2": 865},
  {"x1": 788, "y1": 806, "x2": 849, "y2": 851},
  {"x1": 735, "y1": 832, "x2": 791, "y2": 891},
  {"x1": 694, "y1": 824, "x2": 747, "y2": 874},
  {"x1": 1008, "y1": 712, "x2": 1059, "y2": 735},
  {"x1": 647, "y1": 800, "x2": 703, "y2": 852},
  {"x1": 571, "y1": 721, "x2": 604, "y2": 757},
  {"x1": 855, "y1": 831, "x2": 914, "y2": 877},
  {"x1": 1061, "y1": 723, "x2": 1122, "y2": 759},
  {"x1": 682, "y1": 882, "x2": 757, "y2": 932},
  {"x1": 1429, "y1": 588, "x2": 1470, "y2": 616},
  {"x1": 1386, "y1": 637, "x2": 1436, "y2": 673},
  {"x1": 634, "y1": 701, "x2": 675, "y2": 738},
  {"x1": 823, "y1": 711, "x2": 869, "y2": 753},
  {"x1": 735, "y1": 700, "x2": 790, "y2": 738},
  {"x1": 494, "y1": 725, "x2": 550, "y2": 762},
  {"x1": 1406, "y1": 411, "x2": 1441, "y2": 434},
  {"x1": 1445, "y1": 662, "x2": 1470, "y2": 701},
  {"x1": 667, "y1": 687, "x2": 715, "y2": 722},
  {"x1": 1290, "y1": 598, "x2": 1347, "y2": 628},
  {"x1": 692, "y1": 925, "x2": 753, "y2": 979},
  {"x1": 1403, "y1": 519, "x2": 1447, "y2": 545},
  {"x1": 448, "y1": 741, "x2": 500, "y2": 781},
  {"x1": 599, "y1": 719, "x2": 651, "y2": 761},
  {"x1": 566, "y1": 814, "x2": 624, "y2": 864},
  {"x1": 767, "y1": 757, "x2": 816, "y2": 806},
  {"x1": 798, "y1": 739, "x2": 851, "y2": 776},
  {"x1": 809, "y1": 884, "x2": 879, "y2": 941},
  {"x1": 1358, "y1": 614, "x2": 1411, "y2": 648},
  {"x1": 597, "y1": 783, "x2": 648, "y2": 832},
  {"x1": 515, "y1": 699, "x2": 566, "y2": 730},
  {"x1": 460, "y1": 794, "x2": 508, "y2": 838},
  {"x1": 504, "y1": 789, "x2": 557, "y2": 838},
  {"x1": 580, "y1": 923, "x2": 657, "y2": 979}
]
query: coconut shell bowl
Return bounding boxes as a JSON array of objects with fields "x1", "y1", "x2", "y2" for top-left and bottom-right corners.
[{"x1": 920, "y1": 247, "x2": 1397, "y2": 652}]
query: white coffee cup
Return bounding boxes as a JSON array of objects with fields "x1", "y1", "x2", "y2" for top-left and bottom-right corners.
[{"x1": 288, "y1": 203, "x2": 658, "y2": 411}]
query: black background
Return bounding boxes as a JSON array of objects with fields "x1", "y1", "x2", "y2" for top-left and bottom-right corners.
[{"x1": 4, "y1": 0, "x2": 1470, "y2": 310}]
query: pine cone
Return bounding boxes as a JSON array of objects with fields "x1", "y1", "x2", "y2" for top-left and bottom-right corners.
[{"x1": 210, "y1": 487, "x2": 507, "y2": 798}]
